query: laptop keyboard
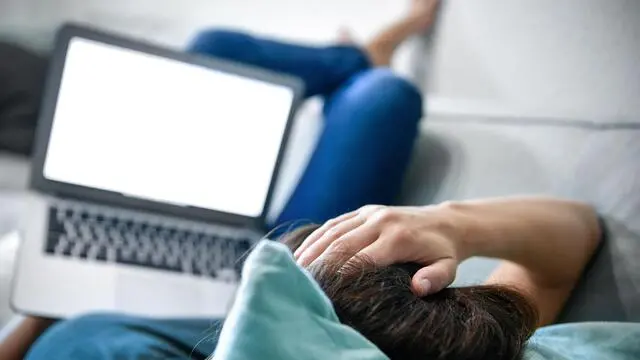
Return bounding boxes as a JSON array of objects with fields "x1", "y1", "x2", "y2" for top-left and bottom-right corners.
[{"x1": 45, "y1": 203, "x2": 254, "y2": 281}]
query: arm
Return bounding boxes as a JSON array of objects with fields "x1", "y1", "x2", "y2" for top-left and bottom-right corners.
[
  {"x1": 0, "y1": 317, "x2": 55, "y2": 360},
  {"x1": 448, "y1": 197, "x2": 602, "y2": 325},
  {"x1": 295, "y1": 196, "x2": 602, "y2": 326}
]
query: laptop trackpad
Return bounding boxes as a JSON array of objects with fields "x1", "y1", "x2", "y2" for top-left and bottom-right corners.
[{"x1": 115, "y1": 271, "x2": 202, "y2": 317}]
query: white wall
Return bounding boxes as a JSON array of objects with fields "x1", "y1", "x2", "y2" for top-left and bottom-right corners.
[
  {"x1": 0, "y1": 0, "x2": 405, "y2": 50},
  {"x1": 426, "y1": 0, "x2": 640, "y2": 123},
  {"x1": 2, "y1": 0, "x2": 639, "y2": 123}
]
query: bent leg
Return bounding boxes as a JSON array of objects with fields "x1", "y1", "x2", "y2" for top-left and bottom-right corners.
[
  {"x1": 187, "y1": 30, "x2": 370, "y2": 98},
  {"x1": 276, "y1": 69, "x2": 423, "y2": 226}
]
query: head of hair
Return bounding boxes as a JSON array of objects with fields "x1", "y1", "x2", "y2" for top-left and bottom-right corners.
[{"x1": 279, "y1": 224, "x2": 539, "y2": 360}]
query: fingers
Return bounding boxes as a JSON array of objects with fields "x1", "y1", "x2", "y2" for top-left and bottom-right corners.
[
  {"x1": 350, "y1": 234, "x2": 401, "y2": 268},
  {"x1": 293, "y1": 210, "x2": 358, "y2": 258},
  {"x1": 297, "y1": 215, "x2": 367, "y2": 266},
  {"x1": 312, "y1": 224, "x2": 381, "y2": 269},
  {"x1": 410, "y1": 258, "x2": 457, "y2": 296},
  {"x1": 294, "y1": 205, "x2": 384, "y2": 261}
]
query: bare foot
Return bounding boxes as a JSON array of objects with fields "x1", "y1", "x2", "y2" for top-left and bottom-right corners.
[
  {"x1": 364, "y1": 0, "x2": 440, "y2": 66},
  {"x1": 407, "y1": 0, "x2": 440, "y2": 33}
]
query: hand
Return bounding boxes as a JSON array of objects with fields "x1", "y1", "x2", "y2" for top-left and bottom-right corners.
[
  {"x1": 294, "y1": 204, "x2": 469, "y2": 296},
  {"x1": 0, "y1": 316, "x2": 55, "y2": 360}
]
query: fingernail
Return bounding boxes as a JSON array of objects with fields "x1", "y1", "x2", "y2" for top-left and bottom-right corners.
[{"x1": 418, "y1": 278, "x2": 431, "y2": 295}]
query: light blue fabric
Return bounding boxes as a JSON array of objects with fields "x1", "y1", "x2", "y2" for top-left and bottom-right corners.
[
  {"x1": 212, "y1": 240, "x2": 389, "y2": 360},
  {"x1": 524, "y1": 322, "x2": 640, "y2": 360}
]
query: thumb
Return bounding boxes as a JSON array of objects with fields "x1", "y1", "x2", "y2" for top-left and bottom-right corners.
[{"x1": 411, "y1": 258, "x2": 457, "y2": 297}]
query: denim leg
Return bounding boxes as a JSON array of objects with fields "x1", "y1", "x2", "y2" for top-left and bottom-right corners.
[
  {"x1": 187, "y1": 29, "x2": 370, "y2": 98},
  {"x1": 26, "y1": 313, "x2": 222, "y2": 360},
  {"x1": 275, "y1": 69, "x2": 423, "y2": 226}
]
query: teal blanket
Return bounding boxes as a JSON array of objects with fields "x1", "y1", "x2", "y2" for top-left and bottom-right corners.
[{"x1": 213, "y1": 241, "x2": 640, "y2": 360}]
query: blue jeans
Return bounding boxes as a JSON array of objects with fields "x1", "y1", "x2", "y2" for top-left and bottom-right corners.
[
  {"x1": 190, "y1": 30, "x2": 423, "y2": 226},
  {"x1": 26, "y1": 30, "x2": 422, "y2": 360}
]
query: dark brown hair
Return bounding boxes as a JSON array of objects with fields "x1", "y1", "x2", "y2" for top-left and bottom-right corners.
[{"x1": 279, "y1": 225, "x2": 539, "y2": 360}]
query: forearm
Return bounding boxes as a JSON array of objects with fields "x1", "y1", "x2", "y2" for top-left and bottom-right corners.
[
  {"x1": 446, "y1": 196, "x2": 602, "y2": 286},
  {"x1": 0, "y1": 317, "x2": 55, "y2": 360}
]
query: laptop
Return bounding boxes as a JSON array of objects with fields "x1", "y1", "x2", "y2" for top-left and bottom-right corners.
[{"x1": 11, "y1": 24, "x2": 303, "y2": 319}]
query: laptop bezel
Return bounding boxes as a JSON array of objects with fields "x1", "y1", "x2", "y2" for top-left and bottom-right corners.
[{"x1": 30, "y1": 23, "x2": 304, "y2": 231}]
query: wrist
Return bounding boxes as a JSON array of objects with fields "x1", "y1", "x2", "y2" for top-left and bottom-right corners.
[{"x1": 431, "y1": 201, "x2": 481, "y2": 261}]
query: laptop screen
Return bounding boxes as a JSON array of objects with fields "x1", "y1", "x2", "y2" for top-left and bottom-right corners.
[{"x1": 42, "y1": 37, "x2": 295, "y2": 218}]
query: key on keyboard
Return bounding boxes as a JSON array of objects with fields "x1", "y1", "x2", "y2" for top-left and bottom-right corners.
[{"x1": 45, "y1": 205, "x2": 253, "y2": 280}]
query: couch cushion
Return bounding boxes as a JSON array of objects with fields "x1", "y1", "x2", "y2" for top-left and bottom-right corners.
[
  {"x1": 0, "y1": 154, "x2": 30, "y2": 190},
  {"x1": 558, "y1": 129, "x2": 640, "y2": 322},
  {"x1": 0, "y1": 43, "x2": 48, "y2": 156}
]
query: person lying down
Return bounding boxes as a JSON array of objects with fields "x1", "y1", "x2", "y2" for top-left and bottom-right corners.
[
  {"x1": 258, "y1": 198, "x2": 637, "y2": 360},
  {"x1": 280, "y1": 224, "x2": 538, "y2": 360},
  {"x1": 7, "y1": 197, "x2": 638, "y2": 360}
]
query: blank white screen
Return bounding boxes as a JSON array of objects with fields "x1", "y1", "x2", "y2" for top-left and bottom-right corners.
[{"x1": 43, "y1": 37, "x2": 294, "y2": 218}]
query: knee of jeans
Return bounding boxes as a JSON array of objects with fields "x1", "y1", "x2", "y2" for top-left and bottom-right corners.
[
  {"x1": 187, "y1": 29, "x2": 254, "y2": 57},
  {"x1": 26, "y1": 314, "x2": 133, "y2": 360},
  {"x1": 330, "y1": 69, "x2": 424, "y2": 125},
  {"x1": 363, "y1": 69, "x2": 422, "y2": 113}
]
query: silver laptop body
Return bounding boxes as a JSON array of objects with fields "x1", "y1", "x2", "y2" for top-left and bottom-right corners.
[{"x1": 11, "y1": 24, "x2": 303, "y2": 319}]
